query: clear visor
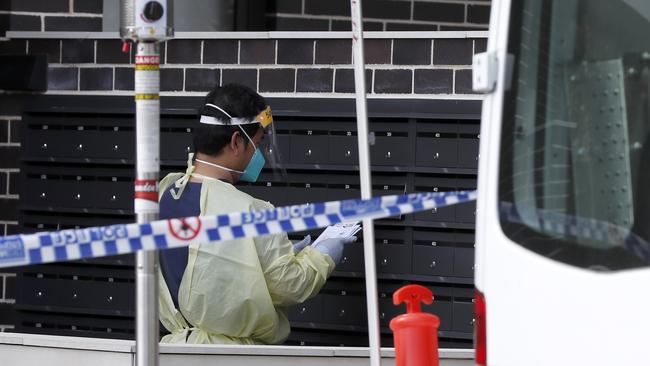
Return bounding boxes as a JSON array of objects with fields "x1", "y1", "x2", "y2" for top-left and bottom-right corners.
[
  {"x1": 199, "y1": 104, "x2": 286, "y2": 179},
  {"x1": 258, "y1": 120, "x2": 287, "y2": 181}
]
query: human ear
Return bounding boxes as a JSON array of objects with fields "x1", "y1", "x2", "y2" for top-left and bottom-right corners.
[{"x1": 229, "y1": 130, "x2": 246, "y2": 155}]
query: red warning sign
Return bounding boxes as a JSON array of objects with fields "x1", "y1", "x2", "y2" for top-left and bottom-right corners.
[
  {"x1": 135, "y1": 179, "x2": 159, "y2": 203},
  {"x1": 167, "y1": 217, "x2": 202, "y2": 241}
]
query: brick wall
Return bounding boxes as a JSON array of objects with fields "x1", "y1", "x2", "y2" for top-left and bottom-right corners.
[
  {"x1": 0, "y1": 273, "x2": 16, "y2": 332},
  {"x1": 29, "y1": 36, "x2": 485, "y2": 96},
  {"x1": 0, "y1": 113, "x2": 19, "y2": 332},
  {"x1": 0, "y1": 0, "x2": 103, "y2": 35},
  {"x1": 0, "y1": 0, "x2": 104, "y2": 332},
  {"x1": 0, "y1": 92, "x2": 21, "y2": 332},
  {"x1": 266, "y1": 0, "x2": 491, "y2": 31},
  {"x1": 0, "y1": 116, "x2": 20, "y2": 235}
]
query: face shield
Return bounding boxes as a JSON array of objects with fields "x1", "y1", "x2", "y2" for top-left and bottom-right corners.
[{"x1": 199, "y1": 104, "x2": 287, "y2": 181}]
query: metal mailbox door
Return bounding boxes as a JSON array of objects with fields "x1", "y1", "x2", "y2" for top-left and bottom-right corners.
[
  {"x1": 369, "y1": 122, "x2": 411, "y2": 166},
  {"x1": 415, "y1": 122, "x2": 458, "y2": 168},
  {"x1": 455, "y1": 176, "x2": 477, "y2": 223},
  {"x1": 413, "y1": 175, "x2": 457, "y2": 222},
  {"x1": 290, "y1": 128, "x2": 329, "y2": 164},
  {"x1": 329, "y1": 130, "x2": 359, "y2": 165},
  {"x1": 457, "y1": 122, "x2": 480, "y2": 168},
  {"x1": 412, "y1": 230, "x2": 456, "y2": 276}
]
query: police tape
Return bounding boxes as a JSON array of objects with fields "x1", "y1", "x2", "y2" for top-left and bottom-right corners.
[
  {"x1": 500, "y1": 202, "x2": 650, "y2": 261},
  {"x1": 0, "y1": 190, "x2": 477, "y2": 269}
]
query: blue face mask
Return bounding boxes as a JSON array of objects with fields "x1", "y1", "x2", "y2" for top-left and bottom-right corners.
[
  {"x1": 238, "y1": 127, "x2": 265, "y2": 183},
  {"x1": 240, "y1": 147, "x2": 265, "y2": 182}
]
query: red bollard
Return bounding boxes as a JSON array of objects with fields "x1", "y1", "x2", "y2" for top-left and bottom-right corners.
[{"x1": 390, "y1": 285, "x2": 440, "y2": 366}]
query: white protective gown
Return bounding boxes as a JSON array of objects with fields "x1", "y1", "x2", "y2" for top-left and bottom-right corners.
[{"x1": 157, "y1": 169, "x2": 335, "y2": 344}]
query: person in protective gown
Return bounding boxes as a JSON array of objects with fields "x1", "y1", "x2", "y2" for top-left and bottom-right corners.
[{"x1": 157, "y1": 84, "x2": 354, "y2": 344}]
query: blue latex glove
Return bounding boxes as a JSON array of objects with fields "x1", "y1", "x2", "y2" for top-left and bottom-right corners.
[
  {"x1": 314, "y1": 236, "x2": 357, "y2": 264},
  {"x1": 292, "y1": 235, "x2": 312, "y2": 253}
]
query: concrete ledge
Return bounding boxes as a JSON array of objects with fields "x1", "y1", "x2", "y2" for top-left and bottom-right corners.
[
  {"x1": 0, "y1": 333, "x2": 474, "y2": 366},
  {"x1": 6, "y1": 31, "x2": 488, "y2": 40}
]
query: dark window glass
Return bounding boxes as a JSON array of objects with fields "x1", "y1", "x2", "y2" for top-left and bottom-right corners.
[{"x1": 499, "y1": 0, "x2": 650, "y2": 271}]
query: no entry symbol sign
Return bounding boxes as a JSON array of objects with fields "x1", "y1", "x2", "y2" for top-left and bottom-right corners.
[{"x1": 167, "y1": 217, "x2": 202, "y2": 241}]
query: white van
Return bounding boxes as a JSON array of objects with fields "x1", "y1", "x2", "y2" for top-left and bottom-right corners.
[{"x1": 474, "y1": 0, "x2": 650, "y2": 365}]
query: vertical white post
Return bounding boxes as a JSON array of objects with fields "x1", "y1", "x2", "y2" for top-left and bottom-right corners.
[
  {"x1": 349, "y1": 1, "x2": 382, "y2": 365},
  {"x1": 134, "y1": 41, "x2": 161, "y2": 366}
]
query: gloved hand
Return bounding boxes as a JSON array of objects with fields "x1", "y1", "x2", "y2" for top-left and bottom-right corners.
[
  {"x1": 292, "y1": 235, "x2": 311, "y2": 253},
  {"x1": 314, "y1": 236, "x2": 357, "y2": 264}
]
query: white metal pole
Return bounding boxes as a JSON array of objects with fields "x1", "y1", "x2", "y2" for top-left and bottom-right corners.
[
  {"x1": 349, "y1": 1, "x2": 382, "y2": 365},
  {"x1": 134, "y1": 41, "x2": 161, "y2": 366}
]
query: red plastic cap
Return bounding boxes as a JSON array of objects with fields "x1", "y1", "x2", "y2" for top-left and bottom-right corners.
[
  {"x1": 122, "y1": 41, "x2": 130, "y2": 54},
  {"x1": 393, "y1": 285, "x2": 433, "y2": 313}
]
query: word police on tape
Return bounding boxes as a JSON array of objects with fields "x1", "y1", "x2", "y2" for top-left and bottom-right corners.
[{"x1": 0, "y1": 190, "x2": 477, "y2": 269}]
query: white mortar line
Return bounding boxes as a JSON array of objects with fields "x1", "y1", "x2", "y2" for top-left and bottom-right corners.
[
  {"x1": 453, "y1": 69, "x2": 457, "y2": 94},
  {"x1": 200, "y1": 40, "x2": 204, "y2": 64},
  {"x1": 38, "y1": 90, "x2": 485, "y2": 100},
  {"x1": 7, "y1": 30, "x2": 489, "y2": 40},
  {"x1": 0, "y1": 10, "x2": 102, "y2": 18},
  {"x1": 274, "y1": 40, "x2": 278, "y2": 64},
  {"x1": 6, "y1": 120, "x2": 13, "y2": 145},
  {"x1": 47, "y1": 63, "x2": 473, "y2": 71},
  {"x1": 259, "y1": 13, "x2": 489, "y2": 28},
  {"x1": 415, "y1": 0, "x2": 488, "y2": 5},
  {"x1": 237, "y1": 40, "x2": 241, "y2": 64},
  {"x1": 182, "y1": 67, "x2": 186, "y2": 92}
]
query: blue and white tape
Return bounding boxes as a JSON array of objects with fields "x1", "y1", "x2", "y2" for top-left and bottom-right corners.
[
  {"x1": 500, "y1": 202, "x2": 650, "y2": 262},
  {"x1": 0, "y1": 190, "x2": 477, "y2": 269}
]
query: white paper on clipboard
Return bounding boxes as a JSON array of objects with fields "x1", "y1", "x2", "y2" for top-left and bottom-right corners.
[{"x1": 312, "y1": 221, "x2": 361, "y2": 247}]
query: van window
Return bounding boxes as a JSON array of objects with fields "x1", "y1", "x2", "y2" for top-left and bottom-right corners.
[{"x1": 499, "y1": 0, "x2": 650, "y2": 270}]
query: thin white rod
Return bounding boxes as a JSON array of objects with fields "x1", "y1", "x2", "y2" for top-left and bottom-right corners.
[
  {"x1": 349, "y1": 0, "x2": 382, "y2": 365},
  {"x1": 135, "y1": 41, "x2": 161, "y2": 366}
]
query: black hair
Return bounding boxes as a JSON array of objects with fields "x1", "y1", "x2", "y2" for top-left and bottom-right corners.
[{"x1": 193, "y1": 83, "x2": 266, "y2": 156}]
